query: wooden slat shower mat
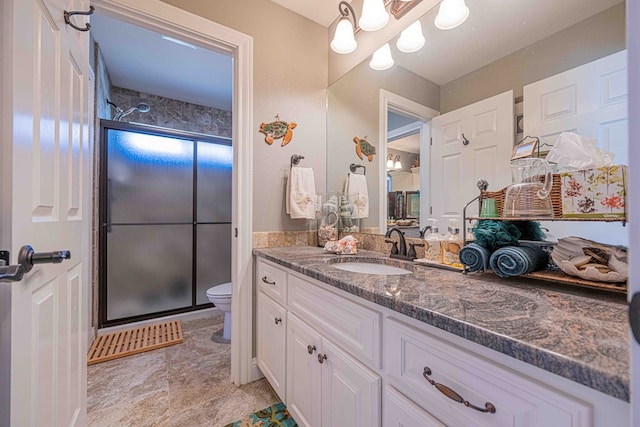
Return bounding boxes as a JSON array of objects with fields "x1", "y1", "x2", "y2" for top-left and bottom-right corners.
[{"x1": 87, "y1": 320, "x2": 183, "y2": 365}]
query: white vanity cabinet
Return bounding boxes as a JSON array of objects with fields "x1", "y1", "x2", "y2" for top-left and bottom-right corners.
[
  {"x1": 256, "y1": 258, "x2": 382, "y2": 427},
  {"x1": 385, "y1": 318, "x2": 593, "y2": 427},
  {"x1": 255, "y1": 256, "x2": 628, "y2": 427},
  {"x1": 287, "y1": 313, "x2": 381, "y2": 427}
]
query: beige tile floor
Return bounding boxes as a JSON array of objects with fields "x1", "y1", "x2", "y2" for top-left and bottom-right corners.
[{"x1": 88, "y1": 312, "x2": 279, "y2": 426}]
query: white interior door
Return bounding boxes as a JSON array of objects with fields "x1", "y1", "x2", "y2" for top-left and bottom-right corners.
[
  {"x1": 0, "y1": 0, "x2": 91, "y2": 425},
  {"x1": 523, "y1": 50, "x2": 628, "y2": 245},
  {"x1": 431, "y1": 91, "x2": 514, "y2": 226}
]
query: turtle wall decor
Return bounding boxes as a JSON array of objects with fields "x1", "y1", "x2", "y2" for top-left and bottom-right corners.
[
  {"x1": 259, "y1": 114, "x2": 297, "y2": 146},
  {"x1": 353, "y1": 136, "x2": 376, "y2": 162}
]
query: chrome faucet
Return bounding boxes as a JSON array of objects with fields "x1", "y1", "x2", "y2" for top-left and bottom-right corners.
[{"x1": 385, "y1": 227, "x2": 410, "y2": 260}]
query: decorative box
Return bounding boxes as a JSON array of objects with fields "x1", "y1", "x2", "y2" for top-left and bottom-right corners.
[{"x1": 560, "y1": 165, "x2": 627, "y2": 219}]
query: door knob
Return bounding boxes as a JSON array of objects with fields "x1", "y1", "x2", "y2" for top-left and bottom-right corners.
[{"x1": 18, "y1": 245, "x2": 71, "y2": 273}]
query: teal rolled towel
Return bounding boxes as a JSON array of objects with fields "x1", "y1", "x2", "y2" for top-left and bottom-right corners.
[
  {"x1": 489, "y1": 244, "x2": 549, "y2": 278},
  {"x1": 459, "y1": 243, "x2": 491, "y2": 273}
]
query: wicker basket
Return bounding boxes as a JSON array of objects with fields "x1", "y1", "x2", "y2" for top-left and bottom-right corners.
[{"x1": 478, "y1": 174, "x2": 563, "y2": 218}]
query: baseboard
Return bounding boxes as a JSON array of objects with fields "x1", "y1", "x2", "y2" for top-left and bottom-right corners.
[
  {"x1": 250, "y1": 357, "x2": 264, "y2": 382},
  {"x1": 97, "y1": 307, "x2": 219, "y2": 335}
]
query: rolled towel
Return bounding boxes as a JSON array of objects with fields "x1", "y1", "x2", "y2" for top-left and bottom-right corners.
[
  {"x1": 489, "y1": 244, "x2": 549, "y2": 278},
  {"x1": 459, "y1": 243, "x2": 491, "y2": 273}
]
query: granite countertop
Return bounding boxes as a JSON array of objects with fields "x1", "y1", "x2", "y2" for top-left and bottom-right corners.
[{"x1": 253, "y1": 247, "x2": 629, "y2": 402}]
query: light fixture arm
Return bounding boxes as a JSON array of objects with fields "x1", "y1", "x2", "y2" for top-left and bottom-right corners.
[{"x1": 338, "y1": 1, "x2": 357, "y2": 30}]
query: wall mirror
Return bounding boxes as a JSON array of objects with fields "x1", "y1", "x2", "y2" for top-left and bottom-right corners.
[{"x1": 326, "y1": 0, "x2": 627, "y2": 244}]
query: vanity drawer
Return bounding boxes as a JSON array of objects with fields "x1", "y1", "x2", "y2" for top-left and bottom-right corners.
[
  {"x1": 257, "y1": 258, "x2": 288, "y2": 305},
  {"x1": 385, "y1": 319, "x2": 592, "y2": 427},
  {"x1": 288, "y1": 273, "x2": 381, "y2": 369}
]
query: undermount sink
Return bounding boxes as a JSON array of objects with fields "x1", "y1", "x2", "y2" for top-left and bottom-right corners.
[{"x1": 331, "y1": 262, "x2": 412, "y2": 276}]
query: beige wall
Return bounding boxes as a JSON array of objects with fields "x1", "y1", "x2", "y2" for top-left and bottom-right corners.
[
  {"x1": 161, "y1": 0, "x2": 328, "y2": 232},
  {"x1": 440, "y1": 3, "x2": 626, "y2": 113},
  {"x1": 327, "y1": 60, "x2": 439, "y2": 229}
]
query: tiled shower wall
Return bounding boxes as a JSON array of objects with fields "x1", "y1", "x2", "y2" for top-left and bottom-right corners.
[{"x1": 110, "y1": 87, "x2": 232, "y2": 137}]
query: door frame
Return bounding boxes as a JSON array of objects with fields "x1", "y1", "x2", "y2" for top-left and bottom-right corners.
[
  {"x1": 378, "y1": 89, "x2": 439, "y2": 233},
  {"x1": 91, "y1": 0, "x2": 254, "y2": 385}
]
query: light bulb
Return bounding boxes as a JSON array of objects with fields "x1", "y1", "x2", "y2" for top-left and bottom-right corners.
[
  {"x1": 359, "y1": 0, "x2": 389, "y2": 32},
  {"x1": 394, "y1": 156, "x2": 402, "y2": 169},
  {"x1": 369, "y1": 43, "x2": 394, "y2": 71},
  {"x1": 397, "y1": 20, "x2": 425, "y2": 53},
  {"x1": 386, "y1": 155, "x2": 394, "y2": 169},
  {"x1": 331, "y1": 17, "x2": 357, "y2": 54},
  {"x1": 434, "y1": 0, "x2": 469, "y2": 30}
]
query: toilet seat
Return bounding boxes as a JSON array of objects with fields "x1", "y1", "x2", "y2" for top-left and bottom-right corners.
[{"x1": 207, "y1": 282, "x2": 232, "y2": 298}]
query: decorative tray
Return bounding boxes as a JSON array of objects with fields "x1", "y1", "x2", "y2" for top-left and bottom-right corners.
[{"x1": 524, "y1": 269, "x2": 627, "y2": 295}]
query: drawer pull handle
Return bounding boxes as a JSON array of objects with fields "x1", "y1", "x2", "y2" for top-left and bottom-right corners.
[
  {"x1": 274, "y1": 317, "x2": 282, "y2": 325},
  {"x1": 307, "y1": 345, "x2": 316, "y2": 355},
  {"x1": 423, "y1": 367, "x2": 496, "y2": 414},
  {"x1": 262, "y1": 276, "x2": 276, "y2": 285},
  {"x1": 318, "y1": 353, "x2": 327, "y2": 364}
]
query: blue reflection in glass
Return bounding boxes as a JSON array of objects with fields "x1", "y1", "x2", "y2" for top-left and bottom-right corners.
[
  {"x1": 197, "y1": 141, "x2": 232, "y2": 169},
  {"x1": 107, "y1": 129, "x2": 193, "y2": 165}
]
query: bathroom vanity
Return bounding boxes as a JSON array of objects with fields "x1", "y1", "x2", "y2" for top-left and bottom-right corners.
[{"x1": 254, "y1": 247, "x2": 629, "y2": 427}]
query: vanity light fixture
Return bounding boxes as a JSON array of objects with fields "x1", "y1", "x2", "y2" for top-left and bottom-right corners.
[
  {"x1": 434, "y1": 0, "x2": 469, "y2": 30},
  {"x1": 359, "y1": 0, "x2": 390, "y2": 32},
  {"x1": 370, "y1": 43, "x2": 394, "y2": 70},
  {"x1": 330, "y1": 0, "x2": 423, "y2": 54},
  {"x1": 393, "y1": 155, "x2": 403, "y2": 169},
  {"x1": 387, "y1": 153, "x2": 395, "y2": 169},
  {"x1": 396, "y1": 20, "x2": 425, "y2": 53},
  {"x1": 331, "y1": 1, "x2": 358, "y2": 54}
]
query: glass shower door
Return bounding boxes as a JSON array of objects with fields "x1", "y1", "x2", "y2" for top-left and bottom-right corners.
[{"x1": 103, "y1": 128, "x2": 195, "y2": 322}]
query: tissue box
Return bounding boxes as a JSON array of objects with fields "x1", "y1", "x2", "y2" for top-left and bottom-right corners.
[{"x1": 560, "y1": 165, "x2": 627, "y2": 219}]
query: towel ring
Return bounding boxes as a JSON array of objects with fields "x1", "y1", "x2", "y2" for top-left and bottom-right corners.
[
  {"x1": 349, "y1": 163, "x2": 366, "y2": 175},
  {"x1": 291, "y1": 154, "x2": 304, "y2": 168}
]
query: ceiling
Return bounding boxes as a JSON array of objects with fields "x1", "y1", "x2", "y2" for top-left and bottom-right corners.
[
  {"x1": 90, "y1": 0, "x2": 622, "y2": 110},
  {"x1": 91, "y1": 13, "x2": 233, "y2": 110}
]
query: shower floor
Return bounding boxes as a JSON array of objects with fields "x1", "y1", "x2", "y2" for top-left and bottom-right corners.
[{"x1": 87, "y1": 311, "x2": 278, "y2": 426}]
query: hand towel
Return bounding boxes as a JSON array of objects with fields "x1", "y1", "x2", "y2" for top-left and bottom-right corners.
[
  {"x1": 459, "y1": 243, "x2": 491, "y2": 273},
  {"x1": 489, "y1": 244, "x2": 548, "y2": 278},
  {"x1": 286, "y1": 166, "x2": 316, "y2": 219},
  {"x1": 344, "y1": 173, "x2": 369, "y2": 219}
]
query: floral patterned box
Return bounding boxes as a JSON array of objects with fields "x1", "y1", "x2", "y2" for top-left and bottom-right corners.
[{"x1": 560, "y1": 165, "x2": 627, "y2": 219}]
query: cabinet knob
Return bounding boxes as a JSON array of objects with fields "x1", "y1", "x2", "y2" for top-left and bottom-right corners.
[
  {"x1": 317, "y1": 353, "x2": 327, "y2": 364},
  {"x1": 274, "y1": 317, "x2": 282, "y2": 325},
  {"x1": 262, "y1": 276, "x2": 276, "y2": 285},
  {"x1": 307, "y1": 345, "x2": 316, "y2": 355},
  {"x1": 423, "y1": 367, "x2": 496, "y2": 414}
]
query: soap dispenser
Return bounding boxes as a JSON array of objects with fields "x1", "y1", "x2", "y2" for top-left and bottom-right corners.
[
  {"x1": 465, "y1": 220, "x2": 476, "y2": 244},
  {"x1": 442, "y1": 218, "x2": 464, "y2": 268},
  {"x1": 422, "y1": 218, "x2": 442, "y2": 263}
]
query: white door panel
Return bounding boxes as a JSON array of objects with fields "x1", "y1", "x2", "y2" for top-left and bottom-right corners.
[
  {"x1": 1, "y1": 0, "x2": 90, "y2": 424},
  {"x1": 431, "y1": 91, "x2": 513, "y2": 225},
  {"x1": 524, "y1": 50, "x2": 628, "y2": 245}
]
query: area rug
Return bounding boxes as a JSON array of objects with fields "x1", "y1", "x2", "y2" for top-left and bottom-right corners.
[
  {"x1": 87, "y1": 320, "x2": 183, "y2": 365},
  {"x1": 223, "y1": 402, "x2": 298, "y2": 427}
]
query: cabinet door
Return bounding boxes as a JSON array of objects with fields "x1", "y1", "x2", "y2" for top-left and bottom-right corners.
[
  {"x1": 286, "y1": 314, "x2": 322, "y2": 427},
  {"x1": 257, "y1": 292, "x2": 287, "y2": 400},
  {"x1": 321, "y1": 339, "x2": 381, "y2": 427},
  {"x1": 384, "y1": 386, "x2": 445, "y2": 427}
]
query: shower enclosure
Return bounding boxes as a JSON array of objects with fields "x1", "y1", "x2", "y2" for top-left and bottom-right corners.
[{"x1": 99, "y1": 121, "x2": 232, "y2": 327}]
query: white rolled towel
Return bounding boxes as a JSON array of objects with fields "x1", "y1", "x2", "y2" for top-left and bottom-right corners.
[{"x1": 286, "y1": 166, "x2": 317, "y2": 219}]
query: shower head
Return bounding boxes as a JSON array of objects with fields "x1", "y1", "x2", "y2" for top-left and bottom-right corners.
[
  {"x1": 135, "y1": 103, "x2": 151, "y2": 113},
  {"x1": 113, "y1": 102, "x2": 151, "y2": 121}
]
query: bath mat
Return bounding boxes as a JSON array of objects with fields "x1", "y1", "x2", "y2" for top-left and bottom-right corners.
[
  {"x1": 223, "y1": 402, "x2": 298, "y2": 427},
  {"x1": 87, "y1": 320, "x2": 183, "y2": 365}
]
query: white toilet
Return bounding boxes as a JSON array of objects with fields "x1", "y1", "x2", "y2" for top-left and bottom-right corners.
[{"x1": 206, "y1": 282, "x2": 232, "y2": 340}]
